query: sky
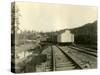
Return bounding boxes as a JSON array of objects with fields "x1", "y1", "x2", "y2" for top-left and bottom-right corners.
[{"x1": 15, "y1": 2, "x2": 97, "y2": 32}]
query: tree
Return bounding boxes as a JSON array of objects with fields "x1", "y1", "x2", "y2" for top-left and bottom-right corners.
[{"x1": 11, "y1": 2, "x2": 21, "y2": 34}]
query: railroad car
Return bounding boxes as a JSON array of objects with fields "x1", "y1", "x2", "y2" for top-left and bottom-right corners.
[
  {"x1": 46, "y1": 36, "x2": 57, "y2": 43},
  {"x1": 40, "y1": 37, "x2": 48, "y2": 42},
  {"x1": 57, "y1": 29, "x2": 74, "y2": 45}
]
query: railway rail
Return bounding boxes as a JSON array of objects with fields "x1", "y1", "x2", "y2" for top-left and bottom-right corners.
[
  {"x1": 50, "y1": 45, "x2": 83, "y2": 71},
  {"x1": 68, "y1": 46, "x2": 97, "y2": 57},
  {"x1": 34, "y1": 44, "x2": 97, "y2": 71},
  {"x1": 72, "y1": 44, "x2": 97, "y2": 53}
]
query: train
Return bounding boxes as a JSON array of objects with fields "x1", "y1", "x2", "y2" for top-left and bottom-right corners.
[{"x1": 40, "y1": 29, "x2": 74, "y2": 45}]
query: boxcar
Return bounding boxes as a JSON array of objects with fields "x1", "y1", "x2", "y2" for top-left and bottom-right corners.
[{"x1": 57, "y1": 30, "x2": 74, "y2": 44}]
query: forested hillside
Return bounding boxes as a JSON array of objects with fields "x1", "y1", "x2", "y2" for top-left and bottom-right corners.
[{"x1": 71, "y1": 21, "x2": 97, "y2": 45}]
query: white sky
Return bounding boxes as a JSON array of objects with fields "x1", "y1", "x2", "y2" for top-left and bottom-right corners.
[{"x1": 16, "y1": 2, "x2": 97, "y2": 32}]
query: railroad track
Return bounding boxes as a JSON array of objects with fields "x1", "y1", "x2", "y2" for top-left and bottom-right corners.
[
  {"x1": 50, "y1": 45, "x2": 83, "y2": 71},
  {"x1": 72, "y1": 44, "x2": 97, "y2": 53},
  {"x1": 68, "y1": 46, "x2": 97, "y2": 57}
]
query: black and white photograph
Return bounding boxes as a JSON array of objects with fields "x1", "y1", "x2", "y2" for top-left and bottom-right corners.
[
  {"x1": 11, "y1": 2, "x2": 97, "y2": 73},
  {"x1": 1, "y1": 0, "x2": 100, "y2": 75}
]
